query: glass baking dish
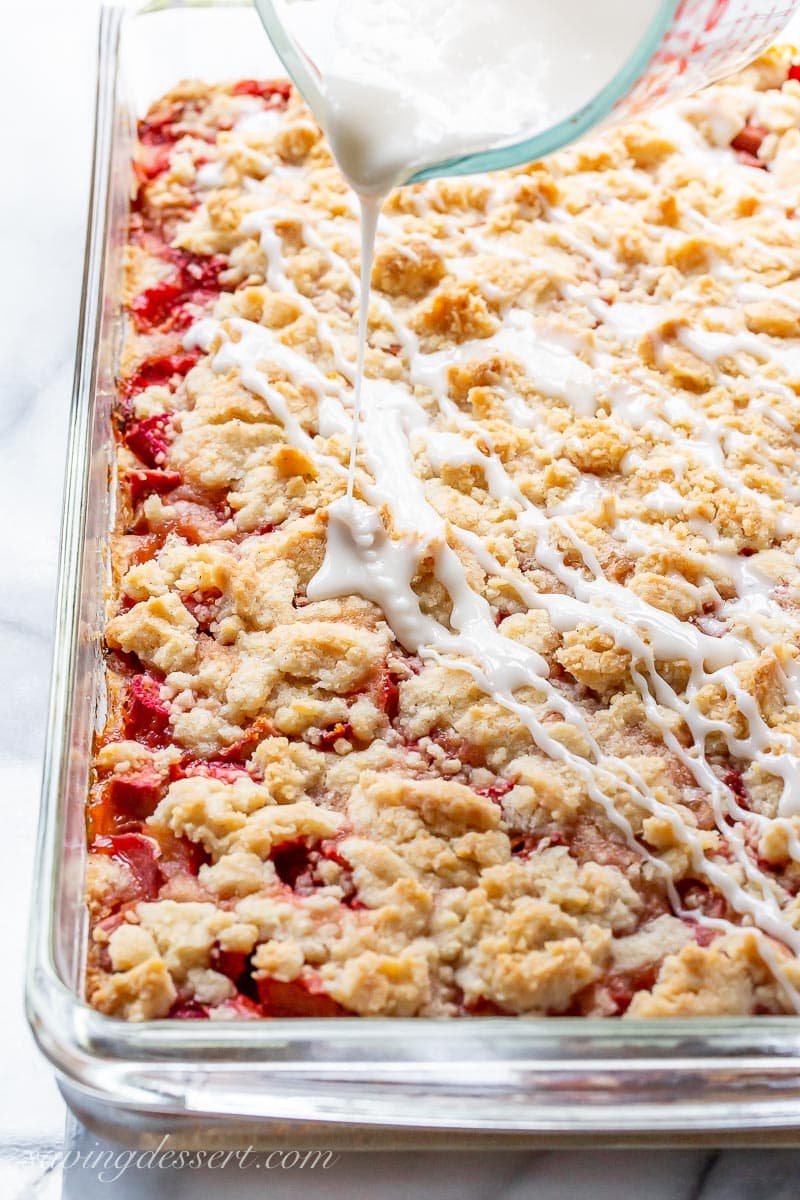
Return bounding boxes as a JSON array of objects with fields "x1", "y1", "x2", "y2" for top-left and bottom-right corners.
[{"x1": 24, "y1": 0, "x2": 800, "y2": 1148}]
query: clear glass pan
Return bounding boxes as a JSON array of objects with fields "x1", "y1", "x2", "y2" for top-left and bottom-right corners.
[{"x1": 24, "y1": 0, "x2": 800, "y2": 1148}]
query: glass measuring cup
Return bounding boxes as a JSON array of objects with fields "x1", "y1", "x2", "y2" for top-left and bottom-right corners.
[{"x1": 252, "y1": 0, "x2": 800, "y2": 183}]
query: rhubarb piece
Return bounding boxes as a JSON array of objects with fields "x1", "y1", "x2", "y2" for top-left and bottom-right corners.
[
  {"x1": 92, "y1": 833, "x2": 162, "y2": 899},
  {"x1": 123, "y1": 675, "x2": 170, "y2": 746},
  {"x1": 123, "y1": 413, "x2": 174, "y2": 468},
  {"x1": 120, "y1": 351, "x2": 200, "y2": 400},
  {"x1": 730, "y1": 122, "x2": 769, "y2": 167},
  {"x1": 128, "y1": 469, "x2": 182, "y2": 506},
  {"x1": 230, "y1": 79, "x2": 291, "y2": 105},
  {"x1": 105, "y1": 768, "x2": 164, "y2": 821},
  {"x1": 217, "y1": 994, "x2": 262, "y2": 1019},
  {"x1": 256, "y1": 977, "x2": 348, "y2": 1018}
]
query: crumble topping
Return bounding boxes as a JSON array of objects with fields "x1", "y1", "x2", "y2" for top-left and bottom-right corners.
[{"x1": 87, "y1": 52, "x2": 800, "y2": 1020}]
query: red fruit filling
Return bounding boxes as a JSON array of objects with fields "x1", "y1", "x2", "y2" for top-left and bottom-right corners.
[
  {"x1": 256, "y1": 977, "x2": 348, "y2": 1018},
  {"x1": 210, "y1": 944, "x2": 250, "y2": 983},
  {"x1": 133, "y1": 144, "x2": 173, "y2": 183},
  {"x1": 270, "y1": 838, "x2": 317, "y2": 889},
  {"x1": 123, "y1": 412, "x2": 174, "y2": 468},
  {"x1": 120, "y1": 351, "x2": 200, "y2": 400},
  {"x1": 169, "y1": 1000, "x2": 210, "y2": 1019},
  {"x1": 137, "y1": 98, "x2": 213, "y2": 148},
  {"x1": 123, "y1": 675, "x2": 171, "y2": 746},
  {"x1": 730, "y1": 122, "x2": 768, "y2": 166},
  {"x1": 603, "y1": 963, "x2": 660, "y2": 1016},
  {"x1": 138, "y1": 106, "x2": 186, "y2": 147},
  {"x1": 788, "y1": 63, "x2": 800, "y2": 83},
  {"x1": 723, "y1": 767, "x2": 749, "y2": 807},
  {"x1": 171, "y1": 758, "x2": 250, "y2": 785},
  {"x1": 181, "y1": 587, "x2": 223, "y2": 631},
  {"x1": 462, "y1": 996, "x2": 508, "y2": 1016},
  {"x1": 150, "y1": 826, "x2": 209, "y2": 879},
  {"x1": 689, "y1": 612, "x2": 729, "y2": 638},
  {"x1": 125, "y1": 533, "x2": 167, "y2": 568},
  {"x1": 218, "y1": 994, "x2": 262, "y2": 1019},
  {"x1": 476, "y1": 777, "x2": 514, "y2": 801},
  {"x1": 230, "y1": 80, "x2": 292, "y2": 106},
  {"x1": 509, "y1": 830, "x2": 567, "y2": 856},
  {"x1": 686, "y1": 920, "x2": 717, "y2": 948},
  {"x1": 105, "y1": 768, "x2": 164, "y2": 821},
  {"x1": 269, "y1": 837, "x2": 362, "y2": 908},
  {"x1": 129, "y1": 252, "x2": 228, "y2": 333},
  {"x1": 316, "y1": 721, "x2": 354, "y2": 750},
  {"x1": 377, "y1": 669, "x2": 400, "y2": 720},
  {"x1": 129, "y1": 469, "x2": 182, "y2": 506},
  {"x1": 676, "y1": 878, "x2": 727, "y2": 920},
  {"x1": 139, "y1": 497, "x2": 230, "y2": 544},
  {"x1": 130, "y1": 278, "x2": 185, "y2": 332},
  {"x1": 214, "y1": 716, "x2": 276, "y2": 764},
  {"x1": 93, "y1": 833, "x2": 162, "y2": 899},
  {"x1": 568, "y1": 819, "x2": 642, "y2": 873}
]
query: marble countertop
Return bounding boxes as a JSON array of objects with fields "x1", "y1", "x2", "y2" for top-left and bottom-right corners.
[{"x1": 5, "y1": 1, "x2": 800, "y2": 1194}]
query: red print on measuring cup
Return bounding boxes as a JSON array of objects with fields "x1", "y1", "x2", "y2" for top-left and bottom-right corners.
[{"x1": 618, "y1": 0, "x2": 797, "y2": 119}]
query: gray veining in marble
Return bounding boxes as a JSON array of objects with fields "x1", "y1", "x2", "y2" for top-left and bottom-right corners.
[{"x1": 4, "y1": 2, "x2": 800, "y2": 1196}]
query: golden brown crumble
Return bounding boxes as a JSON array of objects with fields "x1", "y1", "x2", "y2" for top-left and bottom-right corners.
[{"x1": 87, "y1": 53, "x2": 800, "y2": 1020}]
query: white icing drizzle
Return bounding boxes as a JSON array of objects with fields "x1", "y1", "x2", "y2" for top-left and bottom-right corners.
[{"x1": 347, "y1": 197, "x2": 382, "y2": 497}]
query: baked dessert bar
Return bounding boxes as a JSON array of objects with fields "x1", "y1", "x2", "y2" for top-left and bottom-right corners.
[{"x1": 87, "y1": 51, "x2": 800, "y2": 1020}]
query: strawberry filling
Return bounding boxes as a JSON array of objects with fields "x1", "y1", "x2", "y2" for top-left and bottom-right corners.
[
  {"x1": 270, "y1": 837, "x2": 362, "y2": 908},
  {"x1": 509, "y1": 830, "x2": 568, "y2": 856},
  {"x1": 123, "y1": 412, "x2": 174, "y2": 468},
  {"x1": 137, "y1": 497, "x2": 230, "y2": 544},
  {"x1": 219, "y1": 994, "x2": 262, "y2": 1019},
  {"x1": 181, "y1": 587, "x2": 223, "y2": 631},
  {"x1": 603, "y1": 963, "x2": 660, "y2": 1016},
  {"x1": 730, "y1": 122, "x2": 768, "y2": 166},
  {"x1": 169, "y1": 1000, "x2": 210, "y2": 1019},
  {"x1": 315, "y1": 721, "x2": 354, "y2": 751},
  {"x1": 210, "y1": 944, "x2": 250, "y2": 983},
  {"x1": 125, "y1": 533, "x2": 167, "y2": 568},
  {"x1": 105, "y1": 767, "x2": 164, "y2": 821},
  {"x1": 150, "y1": 826, "x2": 209, "y2": 879},
  {"x1": 256, "y1": 977, "x2": 348, "y2": 1018},
  {"x1": 462, "y1": 995, "x2": 508, "y2": 1016},
  {"x1": 230, "y1": 79, "x2": 292, "y2": 106},
  {"x1": 130, "y1": 278, "x2": 186, "y2": 332},
  {"x1": 133, "y1": 144, "x2": 173, "y2": 183},
  {"x1": 129, "y1": 252, "x2": 228, "y2": 333},
  {"x1": 676, "y1": 878, "x2": 728, "y2": 920},
  {"x1": 137, "y1": 98, "x2": 214, "y2": 148},
  {"x1": 270, "y1": 838, "x2": 318, "y2": 889},
  {"x1": 788, "y1": 63, "x2": 800, "y2": 83},
  {"x1": 170, "y1": 758, "x2": 250, "y2": 785},
  {"x1": 124, "y1": 675, "x2": 171, "y2": 746},
  {"x1": 214, "y1": 716, "x2": 276, "y2": 764},
  {"x1": 120, "y1": 351, "x2": 200, "y2": 400},
  {"x1": 376, "y1": 669, "x2": 400, "y2": 720},
  {"x1": 129, "y1": 469, "x2": 182, "y2": 506},
  {"x1": 93, "y1": 833, "x2": 162, "y2": 899},
  {"x1": 476, "y1": 777, "x2": 514, "y2": 801},
  {"x1": 138, "y1": 107, "x2": 186, "y2": 147},
  {"x1": 685, "y1": 919, "x2": 717, "y2": 948},
  {"x1": 689, "y1": 611, "x2": 730, "y2": 638},
  {"x1": 723, "y1": 766, "x2": 749, "y2": 807}
]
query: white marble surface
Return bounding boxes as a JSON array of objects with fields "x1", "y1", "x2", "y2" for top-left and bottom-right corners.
[{"x1": 4, "y1": 1, "x2": 800, "y2": 1195}]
